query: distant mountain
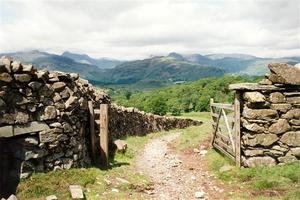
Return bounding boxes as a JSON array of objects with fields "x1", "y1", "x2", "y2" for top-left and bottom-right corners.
[
  {"x1": 205, "y1": 53, "x2": 259, "y2": 60},
  {"x1": 93, "y1": 55, "x2": 224, "y2": 85},
  {"x1": 61, "y1": 51, "x2": 122, "y2": 68},
  {"x1": 1, "y1": 50, "x2": 299, "y2": 89},
  {"x1": 0, "y1": 50, "x2": 103, "y2": 80},
  {"x1": 167, "y1": 52, "x2": 185, "y2": 61},
  {"x1": 183, "y1": 53, "x2": 300, "y2": 76}
]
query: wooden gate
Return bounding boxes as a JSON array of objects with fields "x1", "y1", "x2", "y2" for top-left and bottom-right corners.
[
  {"x1": 88, "y1": 102, "x2": 109, "y2": 167},
  {"x1": 210, "y1": 97, "x2": 241, "y2": 167}
]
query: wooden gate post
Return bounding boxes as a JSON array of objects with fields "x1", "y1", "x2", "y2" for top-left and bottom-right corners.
[
  {"x1": 234, "y1": 92, "x2": 241, "y2": 167},
  {"x1": 100, "y1": 104, "x2": 109, "y2": 167},
  {"x1": 88, "y1": 101, "x2": 96, "y2": 162}
]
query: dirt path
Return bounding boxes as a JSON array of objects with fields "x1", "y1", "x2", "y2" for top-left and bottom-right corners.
[{"x1": 136, "y1": 132, "x2": 231, "y2": 200}]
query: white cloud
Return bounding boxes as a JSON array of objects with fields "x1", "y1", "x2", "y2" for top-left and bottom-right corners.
[{"x1": 0, "y1": 0, "x2": 299, "y2": 59}]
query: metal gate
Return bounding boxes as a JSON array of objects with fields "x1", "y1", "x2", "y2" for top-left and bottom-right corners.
[{"x1": 210, "y1": 97, "x2": 241, "y2": 166}]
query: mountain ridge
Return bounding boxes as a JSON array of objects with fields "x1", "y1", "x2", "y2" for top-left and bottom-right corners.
[{"x1": 1, "y1": 50, "x2": 299, "y2": 89}]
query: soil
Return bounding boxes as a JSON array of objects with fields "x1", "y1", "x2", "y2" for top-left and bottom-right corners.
[{"x1": 136, "y1": 132, "x2": 234, "y2": 200}]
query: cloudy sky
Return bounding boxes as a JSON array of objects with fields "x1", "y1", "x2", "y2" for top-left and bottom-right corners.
[{"x1": 0, "y1": 0, "x2": 299, "y2": 59}]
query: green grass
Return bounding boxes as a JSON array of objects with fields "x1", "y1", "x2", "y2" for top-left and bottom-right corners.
[{"x1": 172, "y1": 112, "x2": 211, "y2": 149}]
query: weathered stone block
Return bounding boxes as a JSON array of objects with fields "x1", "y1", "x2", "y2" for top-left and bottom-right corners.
[
  {"x1": 245, "y1": 156, "x2": 276, "y2": 167},
  {"x1": 290, "y1": 119, "x2": 300, "y2": 126},
  {"x1": 272, "y1": 145, "x2": 289, "y2": 153},
  {"x1": 24, "y1": 136, "x2": 39, "y2": 146},
  {"x1": 0, "y1": 125, "x2": 13, "y2": 137},
  {"x1": 57, "y1": 134, "x2": 68, "y2": 141},
  {"x1": 244, "y1": 123, "x2": 265, "y2": 132},
  {"x1": 15, "y1": 112, "x2": 29, "y2": 124},
  {"x1": 278, "y1": 155, "x2": 297, "y2": 163},
  {"x1": 268, "y1": 63, "x2": 300, "y2": 85},
  {"x1": 53, "y1": 92, "x2": 62, "y2": 102},
  {"x1": 265, "y1": 149, "x2": 285, "y2": 156},
  {"x1": 269, "y1": 92, "x2": 285, "y2": 103},
  {"x1": 51, "y1": 82, "x2": 66, "y2": 91},
  {"x1": 39, "y1": 129, "x2": 58, "y2": 143},
  {"x1": 243, "y1": 133, "x2": 278, "y2": 147},
  {"x1": 244, "y1": 149, "x2": 264, "y2": 156},
  {"x1": 289, "y1": 147, "x2": 300, "y2": 157},
  {"x1": 280, "y1": 131, "x2": 300, "y2": 147},
  {"x1": 269, "y1": 119, "x2": 291, "y2": 134},
  {"x1": 259, "y1": 79, "x2": 272, "y2": 85},
  {"x1": 28, "y1": 81, "x2": 43, "y2": 91},
  {"x1": 14, "y1": 74, "x2": 32, "y2": 82},
  {"x1": 243, "y1": 92, "x2": 265, "y2": 103},
  {"x1": 65, "y1": 95, "x2": 78, "y2": 109},
  {"x1": 0, "y1": 72, "x2": 13, "y2": 82},
  {"x1": 14, "y1": 121, "x2": 50, "y2": 136},
  {"x1": 242, "y1": 108, "x2": 278, "y2": 120},
  {"x1": 49, "y1": 122, "x2": 62, "y2": 128},
  {"x1": 268, "y1": 74, "x2": 286, "y2": 84},
  {"x1": 270, "y1": 103, "x2": 292, "y2": 113},
  {"x1": 69, "y1": 185, "x2": 84, "y2": 199},
  {"x1": 41, "y1": 106, "x2": 57, "y2": 120},
  {"x1": 287, "y1": 96, "x2": 300, "y2": 104},
  {"x1": 282, "y1": 109, "x2": 300, "y2": 119}
]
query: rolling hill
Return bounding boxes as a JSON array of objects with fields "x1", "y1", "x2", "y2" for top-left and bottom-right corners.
[{"x1": 92, "y1": 55, "x2": 225, "y2": 86}]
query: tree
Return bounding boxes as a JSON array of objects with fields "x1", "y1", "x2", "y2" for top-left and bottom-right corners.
[{"x1": 144, "y1": 96, "x2": 167, "y2": 115}]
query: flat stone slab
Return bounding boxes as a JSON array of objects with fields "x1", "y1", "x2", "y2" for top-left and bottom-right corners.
[
  {"x1": 14, "y1": 121, "x2": 50, "y2": 136},
  {"x1": 0, "y1": 125, "x2": 13, "y2": 137},
  {"x1": 69, "y1": 185, "x2": 84, "y2": 199},
  {"x1": 229, "y1": 83, "x2": 287, "y2": 91}
]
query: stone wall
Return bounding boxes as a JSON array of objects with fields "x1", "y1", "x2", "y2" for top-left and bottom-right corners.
[
  {"x1": 109, "y1": 104, "x2": 202, "y2": 139},
  {"x1": 230, "y1": 63, "x2": 300, "y2": 167},
  {"x1": 0, "y1": 57, "x2": 201, "y2": 197},
  {"x1": 0, "y1": 57, "x2": 110, "y2": 180}
]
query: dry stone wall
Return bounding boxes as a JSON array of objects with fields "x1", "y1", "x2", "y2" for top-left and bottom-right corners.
[
  {"x1": 0, "y1": 57, "x2": 110, "y2": 183},
  {"x1": 230, "y1": 63, "x2": 300, "y2": 167},
  {"x1": 0, "y1": 57, "x2": 201, "y2": 197},
  {"x1": 109, "y1": 104, "x2": 202, "y2": 139}
]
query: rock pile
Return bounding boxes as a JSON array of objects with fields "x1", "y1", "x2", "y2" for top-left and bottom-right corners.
[{"x1": 231, "y1": 63, "x2": 300, "y2": 167}]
